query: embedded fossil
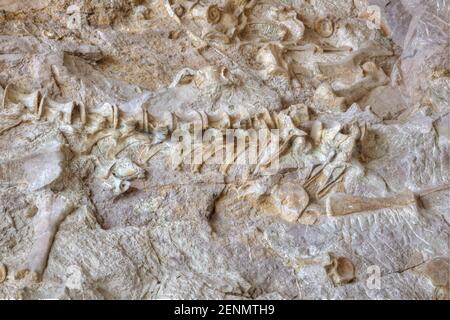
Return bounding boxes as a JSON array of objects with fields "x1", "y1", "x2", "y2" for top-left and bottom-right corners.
[
  {"x1": 267, "y1": 6, "x2": 305, "y2": 43},
  {"x1": 256, "y1": 43, "x2": 292, "y2": 80},
  {"x1": 236, "y1": 178, "x2": 309, "y2": 223},
  {"x1": 2, "y1": 84, "x2": 40, "y2": 113},
  {"x1": 317, "y1": 41, "x2": 392, "y2": 80},
  {"x1": 325, "y1": 255, "x2": 356, "y2": 286},
  {"x1": 117, "y1": 92, "x2": 153, "y2": 132},
  {"x1": 326, "y1": 184, "x2": 450, "y2": 217},
  {"x1": 0, "y1": 262, "x2": 6, "y2": 283},
  {"x1": 316, "y1": 42, "x2": 392, "y2": 107},
  {"x1": 86, "y1": 102, "x2": 119, "y2": 131},
  {"x1": 193, "y1": 66, "x2": 239, "y2": 90},
  {"x1": 242, "y1": 2, "x2": 305, "y2": 44},
  {"x1": 16, "y1": 192, "x2": 74, "y2": 281},
  {"x1": 303, "y1": 123, "x2": 363, "y2": 199},
  {"x1": 313, "y1": 83, "x2": 346, "y2": 111},
  {"x1": 332, "y1": 61, "x2": 390, "y2": 105},
  {"x1": 169, "y1": 105, "x2": 311, "y2": 175},
  {"x1": 268, "y1": 182, "x2": 309, "y2": 223},
  {"x1": 358, "y1": 5, "x2": 391, "y2": 37},
  {"x1": 165, "y1": 0, "x2": 250, "y2": 44},
  {"x1": 0, "y1": 78, "x2": 363, "y2": 193},
  {"x1": 325, "y1": 192, "x2": 418, "y2": 216},
  {"x1": 314, "y1": 17, "x2": 334, "y2": 38},
  {"x1": 0, "y1": 0, "x2": 447, "y2": 300},
  {"x1": 100, "y1": 157, "x2": 146, "y2": 195},
  {"x1": 205, "y1": 5, "x2": 221, "y2": 25},
  {"x1": 38, "y1": 95, "x2": 79, "y2": 125},
  {"x1": 0, "y1": 140, "x2": 66, "y2": 191}
]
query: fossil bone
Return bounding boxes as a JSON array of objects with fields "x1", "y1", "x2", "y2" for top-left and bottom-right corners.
[
  {"x1": 2, "y1": 84, "x2": 40, "y2": 113},
  {"x1": 0, "y1": 262, "x2": 6, "y2": 283},
  {"x1": 87, "y1": 102, "x2": 119, "y2": 131},
  {"x1": 314, "y1": 17, "x2": 334, "y2": 38},
  {"x1": 16, "y1": 192, "x2": 74, "y2": 281},
  {"x1": 325, "y1": 255, "x2": 356, "y2": 286},
  {"x1": 238, "y1": 179, "x2": 309, "y2": 223},
  {"x1": 257, "y1": 43, "x2": 292, "y2": 81},
  {"x1": 0, "y1": 140, "x2": 66, "y2": 191},
  {"x1": 168, "y1": 0, "x2": 249, "y2": 44},
  {"x1": 268, "y1": 182, "x2": 309, "y2": 223},
  {"x1": 101, "y1": 158, "x2": 145, "y2": 195},
  {"x1": 332, "y1": 61, "x2": 390, "y2": 104},
  {"x1": 313, "y1": 83, "x2": 347, "y2": 111},
  {"x1": 38, "y1": 95, "x2": 76, "y2": 124},
  {"x1": 317, "y1": 41, "x2": 392, "y2": 80},
  {"x1": 267, "y1": 6, "x2": 305, "y2": 43},
  {"x1": 169, "y1": 68, "x2": 197, "y2": 88},
  {"x1": 326, "y1": 192, "x2": 418, "y2": 216},
  {"x1": 117, "y1": 92, "x2": 152, "y2": 132}
]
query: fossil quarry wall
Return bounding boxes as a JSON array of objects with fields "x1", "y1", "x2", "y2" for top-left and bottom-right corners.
[{"x1": 0, "y1": 0, "x2": 448, "y2": 300}]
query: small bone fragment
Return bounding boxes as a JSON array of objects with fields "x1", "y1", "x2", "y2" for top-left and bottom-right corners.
[
  {"x1": 257, "y1": 43, "x2": 291, "y2": 79},
  {"x1": 314, "y1": 17, "x2": 334, "y2": 38},
  {"x1": 326, "y1": 192, "x2": 418, "y2": 216},
  {"x1": 313, "y1": 83, "x2": 346, "y2": 111},
  {"x1": 325, "y1": 255, "x2": 355, "y2": 286}
]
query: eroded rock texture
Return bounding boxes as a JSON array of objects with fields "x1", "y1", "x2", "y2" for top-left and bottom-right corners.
[{"x1": 0, "y1": 0, "x2": 448, "y2": 300}]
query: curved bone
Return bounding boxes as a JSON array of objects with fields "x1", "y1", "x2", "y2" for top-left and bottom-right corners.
[
  {"x1": 38, "y1": 95, "x2": 75, "y2": 124},
  {"x1": 2, "y1": 84, "x2": 40, "y2": 113},
  {"x1": 117, "y1": 92, "x2": 152, "y2": 131},
  {"x1": 174, "y1": 109, "x2": 204, "y2": 130},
  {"x1": 205, "y1": 110, "x2": 231, "y2": 129},
  {"x1": 88, "y1": 102, "x2": 118, "y2": 129},
  {"x1": 169, "y1": 68, "x2": 197, "y2": 88}
]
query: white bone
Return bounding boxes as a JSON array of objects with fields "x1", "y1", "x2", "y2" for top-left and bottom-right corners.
[{"x1": 3, "y1": 84, "x2": 40, "y2": 113}]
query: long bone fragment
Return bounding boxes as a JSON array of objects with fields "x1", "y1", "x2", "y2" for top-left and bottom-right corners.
[
  {"x1": 16, "y1": 192, "x2": 74, "y2": 281},
  {"x1": 332, "y1": 62, "x2": 390, "y2": 104},
  {"x1": 317, "y1": 41, "x2": 392, "y2": 79},
  {"x1": 326, "y1": 184, "x2": 450, "y2": 217},
  {"x1": 326, "y1": 192, "x2": 418, "y2": 216}
]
